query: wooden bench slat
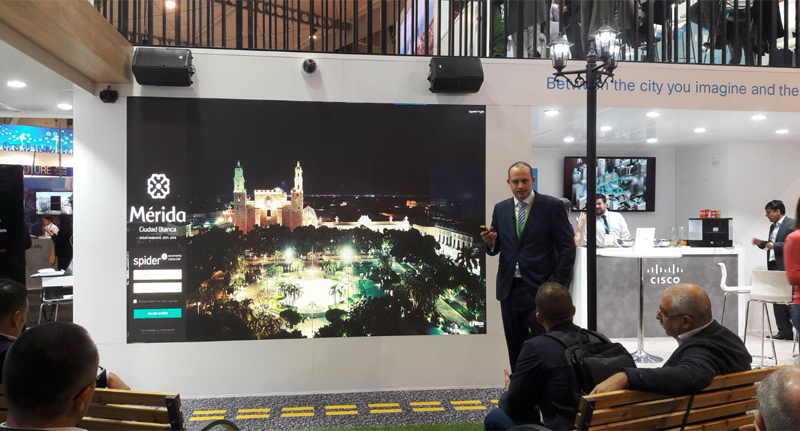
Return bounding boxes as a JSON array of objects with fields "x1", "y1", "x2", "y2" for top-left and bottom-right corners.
[
  {"x1": 701, "y1": 367, "x2": 781, "y2": 391},
  {"x1": 87, "y1": 403, "x2": 171, "y2": 423},
  {"x1": 589, "y1": 399, "x2": 756, "y2": 430},
  {"x1": 671, "y1": 414, "x2": 754, "y2": 431},
  {"x1": 590, "y1": 385, "x2": 758, "y2": 425},
  {"x1": 79, "y1": 417, "x2": 173, "y2": 431},
  {"x1": 583, "y1": 366, "x2": 780, "y2": 410},
  {"x1": 92, "y1": 388, "x2": 181, "y2": 407}
]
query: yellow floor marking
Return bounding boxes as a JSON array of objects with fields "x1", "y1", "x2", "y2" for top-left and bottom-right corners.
[
  {"x1": 326, "y1": 404, "x2": 357, "y2": 409},
  {"x1": 455, "y1": 405, "x2": 487, "y2": 410},
  {"x1": 450, "y1": 400, "x2": 482, "y2": 404},
  {"x1": 368, "y1": 403, "x2": 399, "y2": 407},
  {"x1": 193, "y1": 409, "x2": 227, "y2": 414},
  {"x1": 236, "y1": 414, "x2": 271, "y2": 419},
  {"x1": 282, "y1": 412, "x2": 315, "y2": 417},
  {"x1": 190, "y1": 416, "x2": 224, "y2": 420},
  {"x1": 370, "y1": 408, "x2": 403, "y2": 413},
  {"x1": 282, "y1": 406, "x2": 314, "y2": 411},
  {"x1": 238, "y1": 408, "x2": 271, "y2": 413},
  {"x1": 413, "y1": 407, "x2": 445, "y2": 412},
  {"x1": 491, "y1": 399, "x2": 499, "y2": 403},
  {"x1": 326, "y1": 410, "x2": 359, "y2": 415},
  {"x1": 410, "y1": 401, "x2": 441, "y2": 406}
]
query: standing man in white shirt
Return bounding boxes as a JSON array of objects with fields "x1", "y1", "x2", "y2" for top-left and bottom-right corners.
[
  {"x1": 752, "y1": 199, "x2": 796, "y2": 341},
  {"x1": 581, "y1": 194, "x2": 630, "y2": 247}
]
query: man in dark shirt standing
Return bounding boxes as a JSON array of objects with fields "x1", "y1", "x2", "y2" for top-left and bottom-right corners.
[
  {"x1": 592, "y1": 284, "x2": 751, "y2": 396},
  {"x1": 485, "y1": 282, "x2": 590, "y2": 431}
]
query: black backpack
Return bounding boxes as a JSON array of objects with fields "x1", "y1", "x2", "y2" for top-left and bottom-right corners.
[{"x1": 543, "y1": 328, "x2": 637, "y2": 407}]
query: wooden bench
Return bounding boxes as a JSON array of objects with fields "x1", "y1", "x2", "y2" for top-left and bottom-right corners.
[
  {"x1": 574, "y1": 366, "x2": 782, "y2": 430},
  {"x1": 0, "y1": 385, "x2": 184, "y2": 430}
]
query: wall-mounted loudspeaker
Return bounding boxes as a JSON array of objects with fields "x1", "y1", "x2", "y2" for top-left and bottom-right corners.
[
  {"x1": 427, "y1": 57, "x2": 484, "y2": 93},
  {"x1": 132, "y1": 48, "x2": 195, "y2": 86}
]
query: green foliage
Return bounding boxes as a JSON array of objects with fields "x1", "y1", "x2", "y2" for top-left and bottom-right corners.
[{"x1": 279, "y1": 309, "x2": 304, "y2": 328}]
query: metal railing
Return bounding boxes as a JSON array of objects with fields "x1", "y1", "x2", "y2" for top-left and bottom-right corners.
[{"x1": 95, "y1": 0, "x2": 800, "y2": 67}]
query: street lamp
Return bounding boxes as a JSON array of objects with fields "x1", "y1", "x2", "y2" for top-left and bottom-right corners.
[{"x1": 548, "y1": 23, "x2": 619, "y2": 331}]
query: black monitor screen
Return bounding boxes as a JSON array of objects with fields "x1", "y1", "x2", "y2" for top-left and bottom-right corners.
[{"x1": 564, "y1": 157, "x2": 656, "y2": 212}]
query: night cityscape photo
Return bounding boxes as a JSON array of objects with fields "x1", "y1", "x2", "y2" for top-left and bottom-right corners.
[{"x1": 127, "y1": 98, "x2": 487, "y2": 342}]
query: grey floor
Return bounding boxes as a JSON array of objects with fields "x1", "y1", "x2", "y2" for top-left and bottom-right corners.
[{"x1": 182, "y1": 334, "x2": 799, "y2": 430}]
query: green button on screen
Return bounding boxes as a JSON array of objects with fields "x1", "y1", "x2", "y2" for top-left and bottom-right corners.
[{"x1": 133, "y1": 308, "x2": 182, "y2": 319}]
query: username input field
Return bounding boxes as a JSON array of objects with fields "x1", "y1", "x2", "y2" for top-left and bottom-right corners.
[{"x1": 133, "y1": 269, "x2": 182, "y2": 281}]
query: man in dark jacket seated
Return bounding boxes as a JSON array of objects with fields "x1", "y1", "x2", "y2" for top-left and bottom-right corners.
[
  {"x1": 592, "y1": 283, "x2": 751, "y2": 396},
  {"x1": 2, "y1": 322, "x2": 99, "y2": 430},
  {"x1": 485, "y1": 282, "x2": 599, "y2": 430}
]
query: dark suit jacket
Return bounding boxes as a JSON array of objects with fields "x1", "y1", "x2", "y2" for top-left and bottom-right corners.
[
  {"x1": 499, "y1": 322, "x2": 581, "y2": 430},
  {"x1": 0, "y1": 333, "x2": 14, "y2": 383},
  {"x1": 623, "y1": 320, "x2": 751, "y2": 396},
  {"x1": 758, "y1": 217, "x2": 795, "y2": 270},
  {"x1": 488, "y1": 191, "x2": 576, "y2": 301}
]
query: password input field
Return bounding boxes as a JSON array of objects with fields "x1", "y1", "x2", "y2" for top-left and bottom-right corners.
[{"x1": 133, "y1": 282, "x2": 182, "y2": 294}]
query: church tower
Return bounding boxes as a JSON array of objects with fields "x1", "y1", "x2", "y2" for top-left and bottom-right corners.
[
  {"x1": 289, "y1": 161, "x2": 304, "y2": 230},
  {"x1": 233, "y1": 161, "x2": 248, "y2": 232}
]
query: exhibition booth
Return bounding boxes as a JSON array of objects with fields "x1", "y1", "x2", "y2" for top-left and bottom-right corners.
[{"x1": 59, "y1": 49, "x2": 800, "y2": 397}]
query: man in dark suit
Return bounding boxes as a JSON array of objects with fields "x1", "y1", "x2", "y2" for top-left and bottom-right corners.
[
  {"x1": 591, "y1": 284, "x2": 751, "y2": 396},
  {"x1": 752, "y1": 199, "x2": 796, "y2": 340},
  {"x1": 2, "y1": 322, "x2": 99, "y2": 430},
  {"x1": 484, "y1": 282, "x2": 592, "y2": 431},
  {"x1": 481, "y1": 162, "x2": 576, "y2": 372},
  {"x1": 0, "y1": 278, "x2": 29, "y2": 376}
]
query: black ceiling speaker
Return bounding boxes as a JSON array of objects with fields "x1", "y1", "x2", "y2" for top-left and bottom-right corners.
[
  {"x1": 132, "y1": 48, "x2": 195, "y2": 86},
  {"x1": 427, "y1": 57, "x2": 484, "y2": 93}
]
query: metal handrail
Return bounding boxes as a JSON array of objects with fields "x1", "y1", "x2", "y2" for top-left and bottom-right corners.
[{"x1": 95, "y1": 0, "x2": 800, "y2": 67}]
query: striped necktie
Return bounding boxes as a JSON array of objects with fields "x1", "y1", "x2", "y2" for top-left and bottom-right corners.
[{"x1": 517, "y1": 201, "x2": 527, "y2": 238}]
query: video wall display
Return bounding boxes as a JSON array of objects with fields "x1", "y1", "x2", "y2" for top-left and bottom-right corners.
[
  {"x1": 127, "y1": 98, "x2": 487, "y2": 343},
  {"x1": 564, "y1": 157, "x2": 656, "y2": 212},
  {"x1": 0, "y1": 124, "x2": 73, "y2": 154}
]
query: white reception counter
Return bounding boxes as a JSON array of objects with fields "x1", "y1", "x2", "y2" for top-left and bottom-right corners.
[{"x1": 571, "y1": 246, "x2": 746, "y2": 337}]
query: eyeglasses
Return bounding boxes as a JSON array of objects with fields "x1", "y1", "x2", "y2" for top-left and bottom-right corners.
[
  {"x1": 72, "y1": 366, "x2": 103, "y2": 400},
  {"x1": 656, "y1": 308, "x2": 693, "y2": 320}
]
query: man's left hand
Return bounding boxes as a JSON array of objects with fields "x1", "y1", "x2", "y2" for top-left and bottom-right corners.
[
  {"x1": 590, "y1": 371, "x2": 628, "y2": 394},
  {"x1": 765, "y1": 242, "x2": 774, "y2": 250},
  {"x1": 503, "y1": 368, "x2": 511, "y2": 391}
]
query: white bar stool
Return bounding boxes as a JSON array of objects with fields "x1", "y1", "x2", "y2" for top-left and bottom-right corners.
[
  {"x1": 744, "y1": 269, "x2": 792, "y2": 367},
  {"x1": 717, "y1": 262, "x2": 751, "y2": 326}
]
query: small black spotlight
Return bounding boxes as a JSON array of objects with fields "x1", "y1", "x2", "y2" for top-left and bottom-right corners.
[{"x1": 100, "y1": 86, "x2": 119, "y2": 103}]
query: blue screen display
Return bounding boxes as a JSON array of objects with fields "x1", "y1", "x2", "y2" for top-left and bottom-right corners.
[{"x1": 0, "y1": 124, "x2": 73, "y2": 154}]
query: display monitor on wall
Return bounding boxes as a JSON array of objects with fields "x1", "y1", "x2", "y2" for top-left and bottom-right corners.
[
  {"x1": 35, "y1": 191, "x2": 73, "y2": 214},
  {"x1": 564, "y1": 157, "x2": 656, "y2": 212},
  {"x1": 127, "y1": 98, "x2": 487, "y2": 344}
]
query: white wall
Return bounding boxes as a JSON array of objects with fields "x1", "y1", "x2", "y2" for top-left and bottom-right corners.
[{"x1": 74, "y1": 50, "x2": 800, "y2": 396}]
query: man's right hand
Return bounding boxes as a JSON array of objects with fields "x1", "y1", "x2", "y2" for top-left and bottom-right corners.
[
  {"x1": 752, "y1": 238, "x2": 762, "y2": 246},
  {"x1": 480, "y1": 226, "x2": 497, "y2": 247}
]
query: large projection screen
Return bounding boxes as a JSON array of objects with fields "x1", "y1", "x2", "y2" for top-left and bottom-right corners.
[{"x1": 127, "y1": 98, "x2": 487, "y2": 343}]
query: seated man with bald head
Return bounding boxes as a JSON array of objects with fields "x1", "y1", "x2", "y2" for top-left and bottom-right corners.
[
  {"x1": 740, "y1": 364, "x2": 800, "y2": 430},
  {"x1": 2, "y1": 322, "x2": 100, "y2": 430},
  {"x1": 592, "y1": 284, "x2": 751, "y2": 396},
  {"x1": 485, "y1": 282, "x2": 607, "y2": 430}
]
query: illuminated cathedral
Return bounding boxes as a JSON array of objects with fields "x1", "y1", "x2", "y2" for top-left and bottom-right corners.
[{"x1": 229, "y1": 161, "x2": 314, "y2": 233}]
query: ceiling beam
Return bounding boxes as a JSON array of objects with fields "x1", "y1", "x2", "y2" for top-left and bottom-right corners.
[{"x1": 0, "y1": 0, "x2": 133, "y2": 92}]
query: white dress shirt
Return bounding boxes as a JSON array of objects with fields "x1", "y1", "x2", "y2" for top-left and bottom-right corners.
[
  {"x1": 581, "y1": 211, "x2": 630, "y2": 246},
  {"x1": 768, "y1": 215, "x2": 785, "y2": 262}
]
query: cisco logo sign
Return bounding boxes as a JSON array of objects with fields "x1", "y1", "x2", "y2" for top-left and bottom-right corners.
[
  {"x1": 147, "y1": 174, "x2": 170, "y2": 199},
  {"x1": 646, "y1": 263, "x2": 684, "y2": 285}
]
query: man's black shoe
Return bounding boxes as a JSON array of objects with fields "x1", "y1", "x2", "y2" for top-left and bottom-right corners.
[{"x1": 766, "y1": 333, "x2": 793, "y2": 340}]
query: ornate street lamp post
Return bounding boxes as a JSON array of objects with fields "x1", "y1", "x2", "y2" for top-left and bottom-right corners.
[{"x1": 548, "y1": 24, "x2": 619, "y2": 331}]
